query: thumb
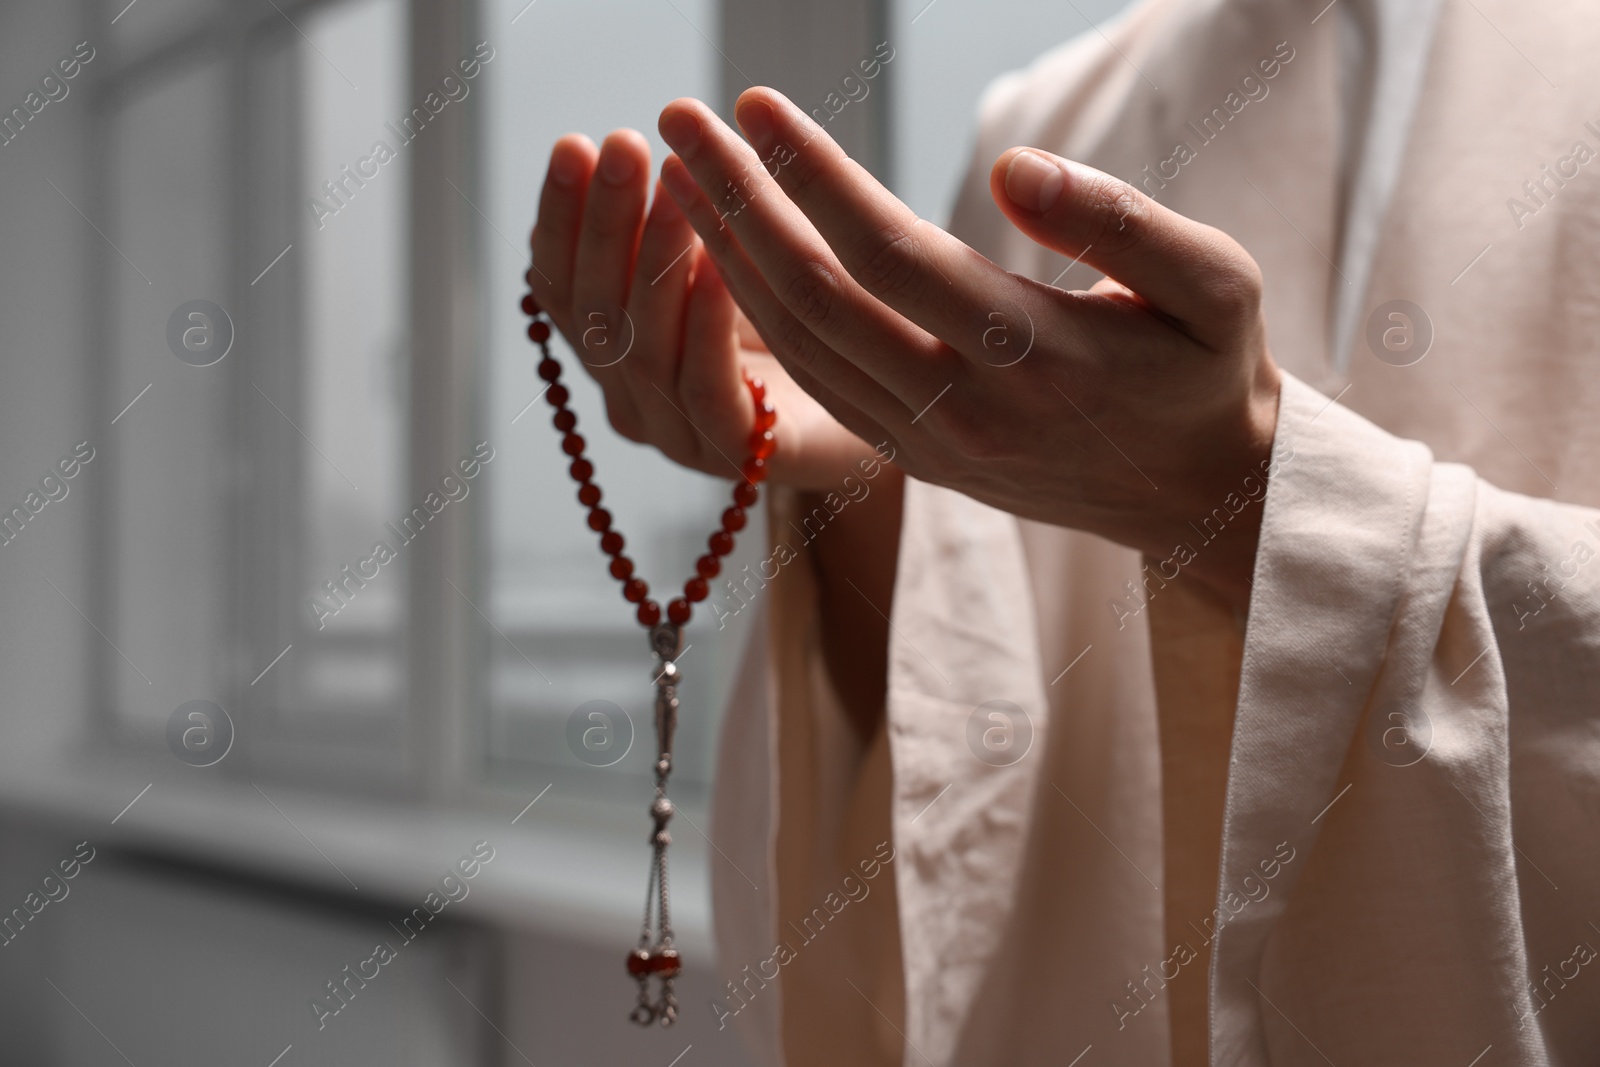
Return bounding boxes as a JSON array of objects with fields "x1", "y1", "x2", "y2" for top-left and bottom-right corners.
[{"x1": 989, "y1": 148, "x2": 1262, "y2": 347}]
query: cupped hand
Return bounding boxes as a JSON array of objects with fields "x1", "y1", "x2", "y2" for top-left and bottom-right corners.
[
  {"x1": 652, "y1": 88, "x2": 1283, "y2": 608},
  {"x1": 525, "y1": 130, "x2": 883, "y2": 491}
]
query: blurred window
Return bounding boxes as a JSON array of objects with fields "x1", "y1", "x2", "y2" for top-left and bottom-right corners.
[
  {"x1": 96, "y1": 0, "x2": 412, "y2": 781},
  {"x1": 91, "y1": 0, "x2": 1130, "y2": 811}
]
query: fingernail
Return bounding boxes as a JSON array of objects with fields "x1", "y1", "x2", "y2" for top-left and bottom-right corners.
[
  {"x1": 659, "y1": 111, "x2": 701, "y2": 157},
  {"x1": 737, "y1": 99, "x2": 775, "y2": 151},
  {"x1": 550, "y1": 147, "x2": 583, "y2": 188},
  {"x1": 599, "y1": 142, "x2": 637, "y2": 187},
  {"x1": 1005, "y1": 150, "x2": 1063, "y2": 213},
  {"x1": 660, "y1": 159, "x2": 699, "y2": 203}
]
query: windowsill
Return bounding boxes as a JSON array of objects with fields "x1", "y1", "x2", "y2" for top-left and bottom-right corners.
[{"x1": 0, "y1": 746, "x2": 719, "y2": 962}]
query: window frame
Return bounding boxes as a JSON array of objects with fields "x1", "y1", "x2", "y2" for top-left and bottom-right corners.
[
  {"x1": 82, "y1": 0, "x2": 892, "y2": 812},
  {"x1": 83, "y1": 0, "x2": 478, "y2": 796}
]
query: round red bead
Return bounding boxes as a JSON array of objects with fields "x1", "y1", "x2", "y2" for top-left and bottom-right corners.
[
  {"x1": 525, "y1": 267, "x2": 541, "y2": 287},
  {"x1": 542, "y1": 341, "x2": 777, "y2": 636},
  {"x1": 521, "y1": 293, "x2": 541, "y2": 316},
  {"x1": 529, "y1": 321, "x2": 552, "y2": 344},
  {"x1": 626, "y1": 950, "x2": 650, "y2": 977}
]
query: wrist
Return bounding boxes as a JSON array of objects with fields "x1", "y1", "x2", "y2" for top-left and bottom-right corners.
[{"x1": 1147, "y1": 364, "x2": 1283, "y2": 613}]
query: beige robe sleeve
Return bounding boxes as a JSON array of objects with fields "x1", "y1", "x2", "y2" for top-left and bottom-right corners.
[
  {"x1": 708, "y1": 486, "x2": 905, "y2": 1067},
  {"x1": 1214, "y1": 373, "x2": 1600, "y2": 1064}
]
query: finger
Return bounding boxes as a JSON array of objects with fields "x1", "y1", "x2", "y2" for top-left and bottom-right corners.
[
  {"x1": 529, "y1": 134, "x2": 597, "y2": 333},
  {"x1": 732, "y1": 87, "x2": 1040, "y2": 364},
  {"x1": 676, "y1": 247, "x2": 897, "y2": 478},
  {"x1": 657, "y1": 97, "x2": 954, "y2": 408},
  {"x1": 989, "y1": 148, "x2": 1263, "y2": 349},
  {"x1": 659, "y1": 156, "x2": 905, "y2": 446},
  {"x1": 571, "y1": 129, "x2": 652, "y2": 434},
  {"x1": 622, "y1": 181, "x2": 701, "y2": 460},
  {"x1": 674, "y1": 244, "x2": 746, "y2": 472}
]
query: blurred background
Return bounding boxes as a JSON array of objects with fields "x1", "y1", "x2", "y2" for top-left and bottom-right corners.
[{"x1": 0, "y1": 0, "x2": 1127, "y2": 1062}]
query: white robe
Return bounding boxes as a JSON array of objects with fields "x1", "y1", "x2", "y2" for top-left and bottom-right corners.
[{"x1": 710, "y1": 0, "x2": 1600, "y2": 1063}]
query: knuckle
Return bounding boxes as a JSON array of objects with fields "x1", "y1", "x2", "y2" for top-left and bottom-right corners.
[
  {"x1": 775, "y1": 149, "x2": 822, "y2": 199},
  {"x1": 582, "y1": 204, "x2": 633, "y2": 243},
  {"x1": 1085, "y1": 177, "x2": 1146, "y2": 256},
  {"x1": 850, "y1": 222, "x2": 923, "y2": 301},
  {"x1": 1189, "y1": 236, "x2": 1264, "y2": 326},
  {"x1": 585, "y1": 198, "x2": 640, "y2": 244},
  {"x1": 696, "y1": 209, "x2": 738, "y2": 256},
  {"x1": 782, "y1": 259, "x2": 842, "y2": 330},
  {"x1": 770, "y1": 311, "x2": 822, "y2": 370},
  {"x1": 637, "y1": 236, "x2": 684, "y2": 286},
  {"x1": 1215, "y1": 250, "x2": 1265, "y2": 320},
  {"x1": 932, "y1": 406, "x2": 1004, "y2": 463}
]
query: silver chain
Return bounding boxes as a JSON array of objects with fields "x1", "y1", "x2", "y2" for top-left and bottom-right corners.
[{"x1": 630, "y1": 623, "x2": 681, "y2": 1026}]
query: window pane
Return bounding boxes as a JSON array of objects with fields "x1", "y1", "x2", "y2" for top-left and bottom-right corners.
[
  {"x1": 106, "y1": 58, "x2": 233, "y2": 730},
  {"x1": 480, "y1": 0, "x2": 754, "y2": 797},
  {"x1": 103, "y1": 0, "x2": 413, "y2": 755},
  {"x1": 282, "y1": 0, "x2": 411, "y2": 722}
]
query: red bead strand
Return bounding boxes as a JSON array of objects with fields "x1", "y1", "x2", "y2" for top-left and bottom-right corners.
[{"x1": 521, "y1": 292, "x2": 774, "y2": 631}]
